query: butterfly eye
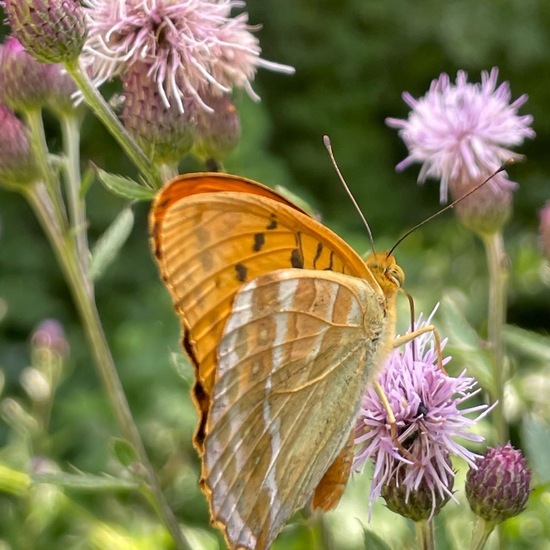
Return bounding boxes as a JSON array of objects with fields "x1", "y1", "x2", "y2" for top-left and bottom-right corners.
[{"x1": 387, "y1": 264, "x2": 405, "y2": 288}]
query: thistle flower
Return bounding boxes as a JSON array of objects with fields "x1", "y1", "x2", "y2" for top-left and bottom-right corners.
[
  {"x1": 0, "y1": 37, "x2": 51, "y2": 111},
  {"x1": 2, "y1": 0, "x2": 87, "y2": 63},
  {"x1": 386, "y1": 68, "x2": 535, "y2": 204},
  {"x1": 0, "y1": 105, "x2": 39, "y2": 186},
  {"x1": 539, "y1": 202, "x2": 550, "y2": 262},
  {"x1": 81, "y1": 0, "x2": 294, "y2": 114},
  {"x1": 354, "y1": 309, "x2": 492, "y2": 519},
  {"x1": 121, "y1": 64, "x2": 196, "y2": 163},
  {"x1": 466, "y1": 442, "x2": 531, "y2": 525}
]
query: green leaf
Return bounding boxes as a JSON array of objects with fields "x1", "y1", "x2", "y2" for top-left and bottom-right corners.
[
  {"x1": 362, "y1": 525, "x2": 392, "y2": 550},
  {"x1": 504, "y1": 325, "x2": 550, "y2": 363},
  {"x1": 96, "y1": 168, "x2": 156, "y2": 201},
  {"x1": 31, "y1": 471, "x2": 138, "y2": 492},
  {"x1": 89, "y1": 206, "x2": 134, "y2": 281},
  {"x1": 523, "y1": 415, "x2": 550, "y2": 483},
  {"x1": 440, "y1": 295, "x2": 493, "y2": 389},
  {"x1": 111, "y1": 437, "x2": 139, "y2": 468}
]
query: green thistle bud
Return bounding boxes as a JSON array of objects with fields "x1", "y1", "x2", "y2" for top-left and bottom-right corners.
[
  {"x1": 3, "y1": 0, "x2": 87, "y2": 63},
  {"x1": 45, "y1": 63, "x2": 79, "y2": 116},
  {"x1": 121, "y1": 65, "x2": 196, "y2": 164},
  {"x1": 192, "y1": 92, "x2": 241, "y2": 166},
  {"x1": 381, "y1": 454, "x2": 454, "y2": 521},
  {"x1": 0, "y1": 105, "x2": 40, "y2": 187},
  {"x1": 450, "y1": 180, "x2": 512, "y2": 237},
  {"x1": 0, "y1": 37, "x2": 51, "y2": 111},
  {"x1": 466, "y1": 442, "x2": 531, "y2": 524}
]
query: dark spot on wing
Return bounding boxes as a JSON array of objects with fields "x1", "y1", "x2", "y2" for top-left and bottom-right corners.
[
  {"x1": 253, "y1": 233, "x2": 265, "y2": 252},
  {"x1": 266, "y1": 214, "x2": 278, "y2": 230},
  {"x1": 313, "y1": 242, "x2": 323, "y2": 268},
  {"x1": 291, "y1": 248, "x2": 304, "y2": 268},
  {"x1": 235, "y1": 262, "x2": 248, "y2": 282},
  {"x1": 324, "y1": 250, "x2": 335, "y2": 271}
]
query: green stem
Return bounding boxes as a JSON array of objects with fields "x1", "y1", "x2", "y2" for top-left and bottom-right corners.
[
  {"x1": 64, "y1": 60, "x2": 161, "y2": 188},
  {"x1": 469, "y1": 516, "x2": 496, "y2": 550},
  {"x1": 481, "y1": 232, "x2": 508, "y2": 443},
  {"x1": 415, "y1": 519, "x2": 435, "y2": 550},
  {"x1": 59, "y1": 114, "x2": 90, "y2": 277},
  {"x1": 24, "y1": 109, "x2": 68, "y2": 232},
  {"x1": 24, "y1": 185, "x2": 191, "y2": 550}
]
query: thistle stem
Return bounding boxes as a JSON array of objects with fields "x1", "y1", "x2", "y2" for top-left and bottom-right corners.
[
  {"x1": 415, "y1": 519, "x2": 435, "y2": 550},
  {"x1": 481, "y1": 232, "x2": 508, "y2": 443},
  {"x1": 469, "y1": 516, "x2": 496, "y2": 550}
]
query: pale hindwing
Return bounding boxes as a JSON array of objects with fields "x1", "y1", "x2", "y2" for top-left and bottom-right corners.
[{"x1": 203, "y1": 269, "x2": 388, "y2": 550}]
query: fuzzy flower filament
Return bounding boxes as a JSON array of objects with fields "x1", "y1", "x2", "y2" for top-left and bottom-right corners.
[{"x1": 81, "y1": 0, "x2": 294, "y2": 113}]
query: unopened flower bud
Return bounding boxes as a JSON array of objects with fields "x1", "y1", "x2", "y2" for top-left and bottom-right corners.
[
  {"x1": 44, "y1": 63, "x2": 78, "y2": 114},
  {"x1": 0, "y1": 105, "x2": 40, "y2": 186},
  {"x1": 121, "y1": 65, "x2": 196, "y2": 164},
  {"x1": 0, "y1": 37, "x2": 52, "y2": 111},
  {"x1": 450, "y1": 176, "x2": 512, "y2": 236},
  {"x1": 3, "y1": 0, "x2": 87, "y2": 63},
  {"x1": 31, "y1": 319, "x2": 69, "y2": 358},
  {"x1": 382, "y1": 453, "x2": 454, "y2": 521},
  {"x1": 466, "y1": 442, "x2": 531, "y2": 524},
  {"x1": 539, "y1": 202, "x2": 550, "y2": 261},
  {"x1": 193, "y1": 92, "x2": 241, "y2": 165}
]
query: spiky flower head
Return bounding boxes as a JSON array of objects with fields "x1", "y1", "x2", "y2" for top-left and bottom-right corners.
[
  {"x1": 81, "y1": 0, "x2": 294, "y2": 114},
  {"x1": 539, "y1": 202, "x2": 550, "y2": 262},
  {"x1": 354, "y1": 309, "x2": 492, "y2": 519},
  {"x1": 386, "y1": 68, "x2": 534, "y2": 204},
  {"x1": 121, "y1": 64, "x2": 196, "y2": 163},
  {"x1": 0, "y1": 104, "x2": 39, "y2": 187},
  {"x1": 192, "y1": 91, "x2": 241, "y2": 164},
  {"x1": 381, "y1": 453, "x2": 455, "y2": 521},
  {"x1": 0, "y1": 36, "x2": 51, "y2": 111},
  {"x1": 2, "y1": 0, "x2": 87, "y2": 63},
  {"x1": 466, "y1": 442, "x2": 531, "y2": 524}
]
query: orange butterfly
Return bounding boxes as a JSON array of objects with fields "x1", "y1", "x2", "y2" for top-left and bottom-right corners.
[{"x1": 150, "y1": 172, "x2": 405, "y2": 549}]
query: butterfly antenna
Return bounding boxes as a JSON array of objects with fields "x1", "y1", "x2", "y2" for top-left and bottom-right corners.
[
  {"x1": 387, "y1": 159, "x2": 518, "y2": 258},
  {"x1": 323, "y1": 135, "x2": 376, "y2": 254}
]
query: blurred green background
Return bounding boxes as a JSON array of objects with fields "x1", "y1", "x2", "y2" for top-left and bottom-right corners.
[{"x1": 0, "y1": 1, "x2": 549, "y2": 549}]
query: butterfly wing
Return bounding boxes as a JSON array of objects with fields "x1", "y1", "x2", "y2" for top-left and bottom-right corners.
[
  {"x1": 150, "y1": 173, "x2": 389, "y2": 547},
  {"x1": 205, "y1": 268, "x2": 389, "y2": 550}
]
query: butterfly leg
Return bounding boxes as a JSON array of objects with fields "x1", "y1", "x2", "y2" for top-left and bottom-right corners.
[
  {"x1": 393, "y1": 324, "x2": 445, "y2": 373},
  {"x1": 372, "y1": 380, "x2": 418, "y2": 465}
]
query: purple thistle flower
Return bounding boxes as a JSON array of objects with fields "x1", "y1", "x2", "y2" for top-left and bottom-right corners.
[
  {"x1": 81, "y1": 0, "x2": 294, "y2": 113},
  {"x1": 386, "y1": 68, "x2": 535, "y2": 203},
  {"x1": 354, "y1": 308, "x2": 493, "y2": 518}
]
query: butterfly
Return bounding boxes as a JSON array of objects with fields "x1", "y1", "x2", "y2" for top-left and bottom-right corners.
[{"x1": 150, "y1": 172, "x2": 405, "y2": 550}]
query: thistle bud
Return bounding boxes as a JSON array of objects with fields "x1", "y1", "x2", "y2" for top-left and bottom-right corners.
[
  {"x1": 450, "y1": 176, "x2": 512, "y2": 236},
  {"x1": 192, "y1": 91, "x2": 241, "y2": 165},
  {"x1": 539, "y1": 202, "x2": 550, "y2": 262},
  {"x1": 381, "y1": 454, "x2": 454, "y2": 521},
  {"x1": 466, "y1": 442, "x2": 531, "y2": 524},
  {"x1": 0, "y1": 37, "x2": 51, "y2": 111},
  {"x1": 121, "y1": 65, "x2": 196, "y2": 164},
  {"x1": 3, "y1": 0, "x2": 87, "y2": 63},
  {"x1": 31, "y1": 319, "x2": 70, "y2": 359},
  {"x1": 0, "y1": 105, "x2": 40, "y2": 187},
  {"x1": 45, "y1": 63, "x2": 79, "y2": 116}
]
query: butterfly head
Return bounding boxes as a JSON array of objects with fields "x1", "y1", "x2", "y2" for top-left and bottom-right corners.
[{"x1": 365, "y1": 252, "x2": 404, "y2": 298}]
